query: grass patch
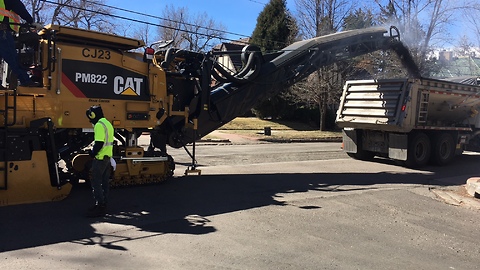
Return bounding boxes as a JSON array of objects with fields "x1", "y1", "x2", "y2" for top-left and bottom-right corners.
[
  {"x1": 219, "y1": 117, "x2": 319, "y2": 131},
  {"x1": 211, "y1": 117, "x2": 342, "y2": 141}
]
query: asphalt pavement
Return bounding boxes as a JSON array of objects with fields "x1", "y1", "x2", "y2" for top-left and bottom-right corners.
[{"x1": 1, "y1": 137, "x2": 480, "y2": 269}]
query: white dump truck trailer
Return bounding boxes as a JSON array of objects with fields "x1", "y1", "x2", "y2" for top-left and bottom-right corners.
[{"x1": 335, "y1": 77, "x2": 480, "y2": 167}]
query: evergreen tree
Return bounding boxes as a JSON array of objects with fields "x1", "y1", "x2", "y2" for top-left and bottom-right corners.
[
  {"x1": 250, "y1": 0, "x2": 297, "y2": 119},
  {"x1": 342, "y1": 8, "x2": 376, "y2": 31},
  {"x1": 341, "y1": 7, "x2": 379, "y2": 80},
  {"x1": 251, "y1": 0, "x2": 296, "y2": 52}
]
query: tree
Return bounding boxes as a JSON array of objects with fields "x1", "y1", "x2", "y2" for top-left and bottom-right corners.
[
  {"x1": 52, "y1": 0, "x2": 115, "y2": 31},
  {"x1": 340, "y1": 8, "x2": 382, "y2": 80},
  {"x1": 250, "y1": 0, "x2": 297, "y2": 52},
  {"x1": 250, "y1": 0, "x2": 297, "y2": 119},
  {"x1": 132, "y1": 23, "x2": 153, "y2": 48},
  {"x1": 375, "y1": 0, "x2": 461, "y2": 76},
  {"x1": 342, "y1": 8, "x2": 376, "y2": 30},
  {"x1": 291, "y1": 0, "x2": 351, "y2": 130},
  {"x1": 295, "y1": 0, "x2": 350, "y2": 38},
  {"x1": 24, "y1": 0, "x2": 115, "y2": 32},
  {"x1": 456, "y1": 35, "x2": 473, "y2": 57},
  {"x1": 463, "y1": 2, "x2": 480, "y2": 48},
  {"x1": 24, "y1": 0, "x2": 49, "y2": 23},
  {"x1": 157, "y1": 5, "x2": 226, "y2": 52}
]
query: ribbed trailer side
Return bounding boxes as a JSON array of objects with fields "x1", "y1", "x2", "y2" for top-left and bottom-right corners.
[{"x1": 336, "y1": 79, "x2": 410, "y2": 132}]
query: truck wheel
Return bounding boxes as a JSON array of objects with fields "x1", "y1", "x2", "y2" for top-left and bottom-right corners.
[
  {"x1": 406, "y1": 132, "x2": 431, "y2": 168},
  {"x1": 430, "y1": 133, "x2": 455, "y2": 166}
]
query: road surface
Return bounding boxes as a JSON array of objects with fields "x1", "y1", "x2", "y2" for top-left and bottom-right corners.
[{"x1": 1, "y1": 139, "x2": 480, "y2": 269}]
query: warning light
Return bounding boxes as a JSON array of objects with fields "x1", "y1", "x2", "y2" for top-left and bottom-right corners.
[
  {"x1": 127, "y1": 113, "x2": 149, "y2": 120},
  {"x1": 144, "y1": 47, "x2": 155, "y2": 61}
]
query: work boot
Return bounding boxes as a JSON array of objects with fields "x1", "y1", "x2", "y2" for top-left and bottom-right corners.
[{"x1": 86, "y1": 204, "x2": 106, "y2": 218}]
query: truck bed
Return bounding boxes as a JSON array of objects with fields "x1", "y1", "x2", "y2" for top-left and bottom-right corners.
[{"x1": 336, "y1": 77, "x2": 480, "y2": 132}]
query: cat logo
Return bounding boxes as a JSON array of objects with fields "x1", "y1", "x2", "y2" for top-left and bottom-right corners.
[{"x1": 113, "y1": 76, "x2": 144, "y2": 96}]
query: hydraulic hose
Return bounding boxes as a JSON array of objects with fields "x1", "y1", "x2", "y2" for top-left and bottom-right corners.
[
  {"x1": 213, "y1": 50, "x2": 262, "y2": 84},
  {"x1": 235, "y1": 45, "x2": 262, "y2": 78}
]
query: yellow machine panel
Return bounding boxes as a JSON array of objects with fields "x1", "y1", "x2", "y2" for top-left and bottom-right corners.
[{"x1": 0, "y1": 151, "x2": 71, "y2": 206}]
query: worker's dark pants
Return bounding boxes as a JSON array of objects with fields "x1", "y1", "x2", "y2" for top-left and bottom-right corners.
[
  {"x1": 90, "y1": 157, "x2": 111, "y2": 206},
  {"x1": 0, "y1": 30, "x2": 30, "y2": 84}
]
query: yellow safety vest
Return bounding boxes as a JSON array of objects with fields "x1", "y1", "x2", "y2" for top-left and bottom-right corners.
[
  {"x1": 0, "y1": 0, "x2": 21, "y2": 32},
  {"x1": 94, "y1": 118, "x2": 114, "y2": 160}
]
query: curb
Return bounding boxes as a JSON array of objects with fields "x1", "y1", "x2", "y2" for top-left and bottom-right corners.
[
  {"x1": 430, "y1": 186, "x2": 480, "y2": 210},
  {"x1": 259, "y1": 137, "x2": 342, "y2": 143},
  {"x1": 198, "y1": 138, "x2": 342, "y2": 144},
  {"x1": 466, "y1": 177, "x2": 480, "y2": 197},
  {"x1": 198, "y1": 139, "x2": 231, "y2": 143}
]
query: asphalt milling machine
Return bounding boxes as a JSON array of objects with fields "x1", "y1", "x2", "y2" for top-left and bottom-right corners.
[{"x1": 0, "y1": 24, "x2": 419, "y2": 206}]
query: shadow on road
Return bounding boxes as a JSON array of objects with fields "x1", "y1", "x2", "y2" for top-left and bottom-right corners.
[{"x1": 1, "y1": 154, "x2": 479, "y2": 253}]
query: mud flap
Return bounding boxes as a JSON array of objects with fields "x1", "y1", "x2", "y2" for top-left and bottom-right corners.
[
  {"x1": 388, "y1": 133, "x2": 408, "y2": 161},
  {"x1": 342, "y1": 128, "x2": 358, "y2": 153},
  {"x1": 0, "y1": 151, "x2": 72, "y2": 206}
]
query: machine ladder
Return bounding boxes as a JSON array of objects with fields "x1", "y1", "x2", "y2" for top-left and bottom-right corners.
[
  {"x1": 0, "y1": 89, "x2": 17, "y2": 190},
  {"x1": 417, "y1": 91, "x2": 429, "y2": 124}
]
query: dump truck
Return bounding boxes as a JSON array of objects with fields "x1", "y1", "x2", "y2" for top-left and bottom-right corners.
[
  {"x1": 336, "y1": 77, "x2": 480, "y2": 168},
  {"x1": 0, "y1": 24, "x2": 418, "y2": 205}
]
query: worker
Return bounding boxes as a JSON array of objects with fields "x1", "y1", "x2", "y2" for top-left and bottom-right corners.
[
  {"x1": 85, "y1": 105, "x2": 114, "y2": 218},
  {"x1": 0, "y1": 0, "x2": 41, "y2": 87}
]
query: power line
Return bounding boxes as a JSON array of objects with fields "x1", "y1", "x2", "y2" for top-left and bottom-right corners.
[
  {"x1": 110, "y1": 0, "x2": 288, "y2": 47},
  {"x1": 39, "y1": 0, "x2": 252, "y2": 43},
  {"x1": 39, "y1": 0, "x2": 293, "y2": 49},
  {"x1": 244, "y1": 0, "x2": 267, "y2": 5},
  {"x1": 82, "y1": 0, "x2": 252, "y2": 40}
]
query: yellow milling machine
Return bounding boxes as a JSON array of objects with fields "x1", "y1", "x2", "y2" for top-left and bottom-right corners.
[{"x1": 0, "y1": 24, "x2": 419, "y2": 206}]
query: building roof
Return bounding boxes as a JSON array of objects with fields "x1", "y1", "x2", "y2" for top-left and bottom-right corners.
[
  {"x1": 433, "y1": 56, "x2": 480, "y2": 79},
  {"x1": 213, "y1": 38, "x2": 251, "y2": 71}
]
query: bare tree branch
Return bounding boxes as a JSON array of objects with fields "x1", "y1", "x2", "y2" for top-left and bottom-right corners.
[{"x1": 158, "y1": 5, "x2": 226, "y2": 52}]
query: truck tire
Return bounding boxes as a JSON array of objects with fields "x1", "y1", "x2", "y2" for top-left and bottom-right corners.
[
  {"x1": 406, "y1": 132, "x2": 431, "y2": 168},
  {"x1": 430, "y1": 132, "x2": 455, "y2": 166}
]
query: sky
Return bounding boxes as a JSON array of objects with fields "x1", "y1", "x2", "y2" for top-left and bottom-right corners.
[
  {"x1": 104, "y1": 0, "x2": 474, "y2": 49},
  {"x1": 106, "y1": 0, "x2": 293, "y2": 41}
]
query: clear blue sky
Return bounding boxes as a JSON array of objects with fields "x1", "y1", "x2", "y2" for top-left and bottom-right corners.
[
  {"x1": 107, "y1": 0, "x2": 296, "y2": 41},
  {"x1": 105, "y1": 0, "x2": 471, "y2": 48}
]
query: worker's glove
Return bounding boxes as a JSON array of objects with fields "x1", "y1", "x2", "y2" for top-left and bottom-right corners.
[
  {"x1": 31, "y1": 22, "x2": 43, "y2": 31},
  {"x1": 88, "y1": 150, "x2": 96, "y2": 158}
]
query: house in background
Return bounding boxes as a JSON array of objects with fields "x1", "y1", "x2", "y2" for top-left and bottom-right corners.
[
  {"x1": 432, "y1": 48, "x2": 480, "y2": 79},
  {"x1": 213, "y1": 38, "x2": 251, "y2": 75}
]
